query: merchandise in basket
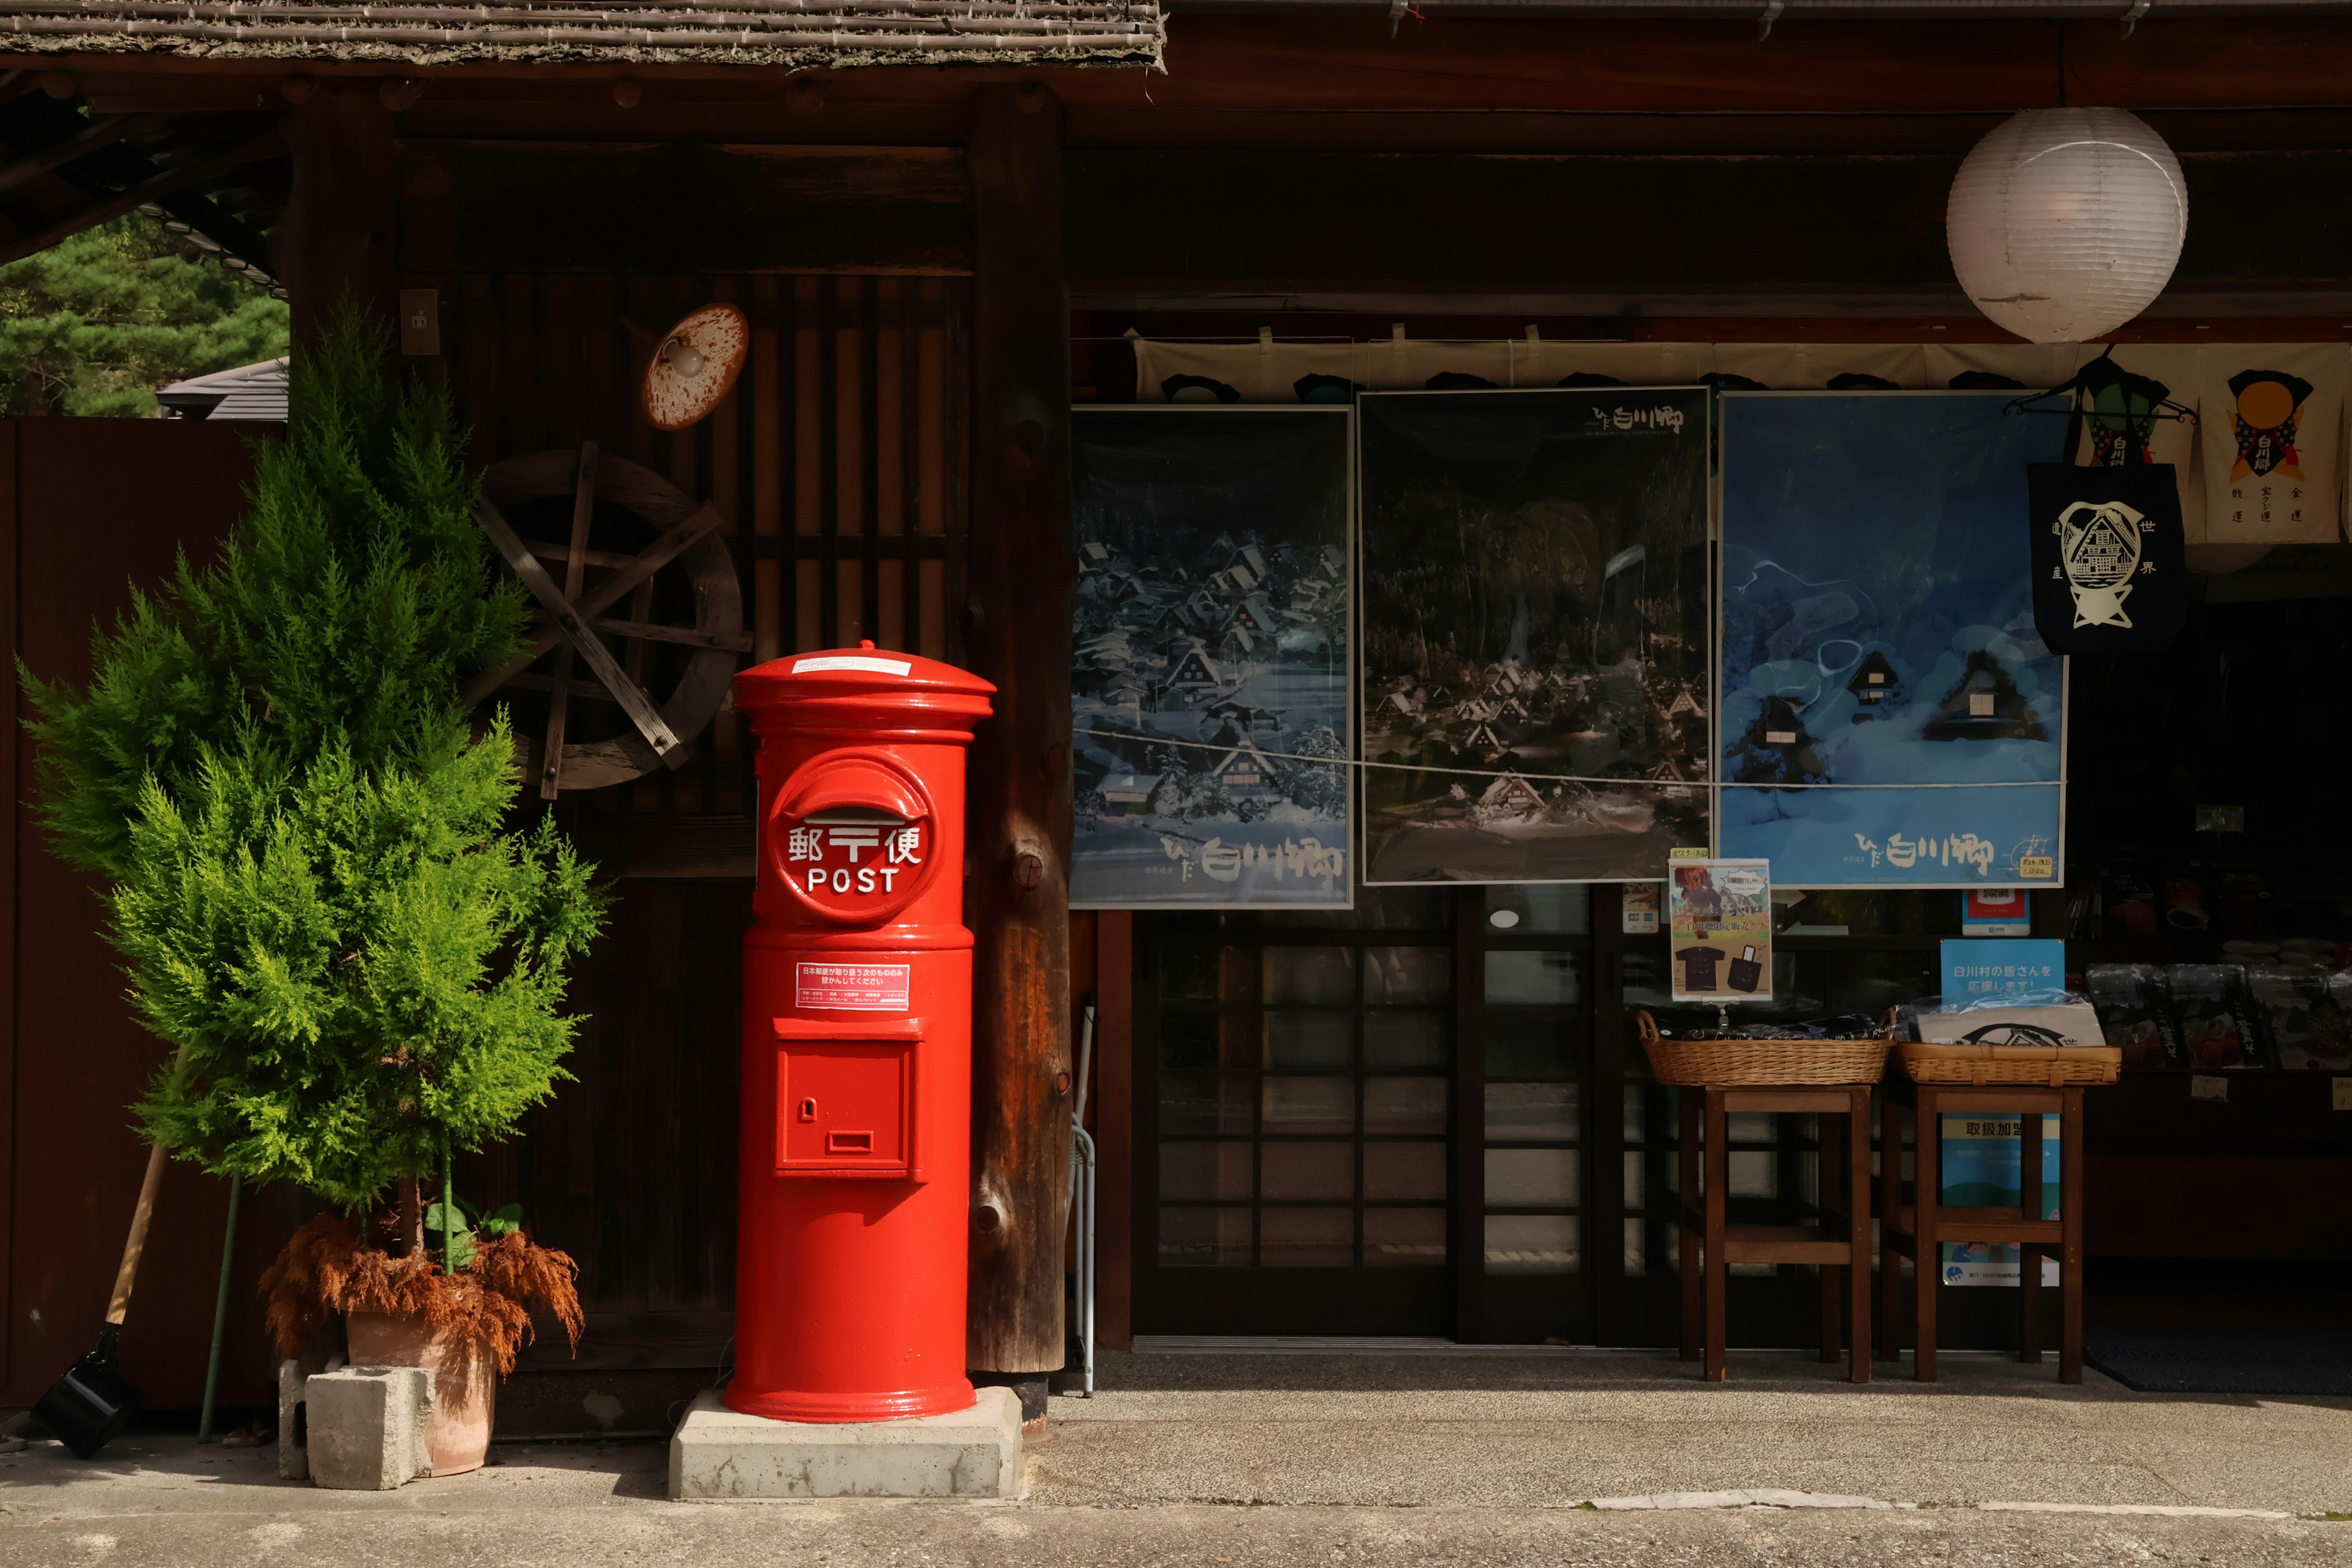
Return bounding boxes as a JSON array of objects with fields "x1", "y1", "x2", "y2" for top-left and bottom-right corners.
[
  {"x1": 1894, "y1": 990, "x2": 2121, "y2": 1088},
  {"x1": 1635, "y1": 1009, "x2": 1893, "y2": 1087}
]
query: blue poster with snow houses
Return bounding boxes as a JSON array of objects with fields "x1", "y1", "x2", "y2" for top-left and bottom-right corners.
[
  {"x1": 1717, "y1": 393, "x2": 2067, "y2": 888},
  {"x1": 1069, "y1": 407, "x2": 1353, "y2": 908}
]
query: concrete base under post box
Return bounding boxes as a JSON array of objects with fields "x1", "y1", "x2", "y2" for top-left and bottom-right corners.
[{"x1": 668, "y1": 1387, "x2": 1024, "y2": 1501}]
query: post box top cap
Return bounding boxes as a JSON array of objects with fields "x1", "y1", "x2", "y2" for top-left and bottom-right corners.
[{"x1": 734, "y1": 643, "x2": 996, "y2": 713}]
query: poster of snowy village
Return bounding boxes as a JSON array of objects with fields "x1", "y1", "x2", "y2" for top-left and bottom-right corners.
[
  {"x1": 1717, "y1": 393, "x2": 2068, "y2": 888},
  {"x1": 1069, "y1": 407, "x2": 1355, "y2": 908},
  {"x1": 1355, "y1": 388, "x2": 1712, "y2": 884}
]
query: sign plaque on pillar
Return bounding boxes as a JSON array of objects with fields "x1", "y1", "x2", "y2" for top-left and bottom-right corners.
[{"x1": 398, "y1": 288, "x2": 441, "y2": 356}]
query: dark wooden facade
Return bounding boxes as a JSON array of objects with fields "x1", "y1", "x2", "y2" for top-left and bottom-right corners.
[
  {"x1": 0, "y1": 419, "x2": 288, "y2": 1411},
  {"x1": 4, "y1": 10, "x2": 2352, "y2": 1412},
  {"x1": 434, "y1": 270, "x2": 975, "y2": 1384}
]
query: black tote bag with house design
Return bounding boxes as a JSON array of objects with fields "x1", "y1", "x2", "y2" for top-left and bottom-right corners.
[{"x1": 2027, "y1": 461, "x2": 2188, "y2": 657}]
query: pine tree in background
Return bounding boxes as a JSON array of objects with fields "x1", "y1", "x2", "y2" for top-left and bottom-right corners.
[
  {"x1": 23, "y1": 307, "x2": 603, "y2": 1226},
  {"x1": 0, "y1": 213, "x2": 289, "y2": 417},
  {"x1": 27, "y1": 307, "x2": 529, "y2": 876}
]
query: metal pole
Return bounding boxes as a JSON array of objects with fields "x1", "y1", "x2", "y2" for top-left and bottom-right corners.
[
  {"x1": 195, "y1": 1172, "x2": 243, "y2": 1444},
  {"x1": 1073, "y1": 1128, "x2": 1096, "y2": 1395},
  {"x1": 443, "y1": 1134, "x2": 458, "y2": 1264},
  {"x1": 1069, "y1": 1002, "x2": 1098, "y2": 1396}
]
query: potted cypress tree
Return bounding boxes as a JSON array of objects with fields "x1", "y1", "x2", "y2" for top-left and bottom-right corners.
[{"x1": 24, "y1": 309, "x2": 603, "y2": 1476}]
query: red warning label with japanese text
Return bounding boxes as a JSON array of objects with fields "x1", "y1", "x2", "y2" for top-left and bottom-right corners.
[{"x1": 794, "y1": 961, "x2": 913, "y2": 1012}]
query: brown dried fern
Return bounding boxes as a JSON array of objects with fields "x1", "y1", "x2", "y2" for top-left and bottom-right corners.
[{"x1": 260, "y1": 1213, "x2": 585, "y2": 1375}]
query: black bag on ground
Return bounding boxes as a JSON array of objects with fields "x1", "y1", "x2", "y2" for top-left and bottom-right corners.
[{"x1": 2027, "y1": 461, "x2": 2188, "y2": 656}]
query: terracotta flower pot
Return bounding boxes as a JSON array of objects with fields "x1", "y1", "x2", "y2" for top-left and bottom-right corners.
[{"x1": 345, "y1": 1310, "x2": 496, "y2": 1477}]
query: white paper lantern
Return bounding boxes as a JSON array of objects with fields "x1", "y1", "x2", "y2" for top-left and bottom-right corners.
[{"x1": 1947, "y1": 107, "x2": 2188, "y2": 344}]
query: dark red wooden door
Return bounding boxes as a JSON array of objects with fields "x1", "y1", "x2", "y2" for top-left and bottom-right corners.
[{"x1": 0, "y1": 417, "x2": 287, "y2": 1411}]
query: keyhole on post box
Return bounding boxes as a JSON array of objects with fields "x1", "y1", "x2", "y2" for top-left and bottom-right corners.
[{"x1": 798, "y1": 1098, "x2": 818, "y2": 1122}]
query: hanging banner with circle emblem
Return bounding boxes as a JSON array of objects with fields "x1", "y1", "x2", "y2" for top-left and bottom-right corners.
[
  {"x1": 2027, "y1": 461, "x2": 2187, "y2": 657},
  {"x1": 2199, "y1": 346, "x2": 2344, "y2": 545}
]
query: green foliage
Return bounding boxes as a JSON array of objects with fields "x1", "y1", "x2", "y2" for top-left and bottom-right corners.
[
  {"x1": 24, "y1": 311, "x2": 530, "y2": 881},
  {"x1": 21, "y1": 309, "x2": 602, "y2": 1211},
  {"x1": 427, "y1": 1197, "x2": 522, "y2": 1273},
  {"x1": 115, "y1": 727, "x2": 600, "y2": 1208},
  {"x1": 0, "y1": 212, "x2": 288, "y2": 418}
]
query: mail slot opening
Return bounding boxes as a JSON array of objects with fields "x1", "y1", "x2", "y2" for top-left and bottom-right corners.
[
  {"x1": 826, "y1": 1130, "x2": 875, "y2": 1155},
  {"x1": 802, "y1": 806, "x2": 910, "y2": 865},
  {"x1": 804, "y1": 807, "x2": 909, "y2": 827}
]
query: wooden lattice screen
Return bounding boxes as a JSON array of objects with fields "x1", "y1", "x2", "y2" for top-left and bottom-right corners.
[
  {"x1": 431, "y1": 272, "x2": 970, "y2": 1343},
  {"x1": 442, "y1": 271, "x2": 970, "y2": 824}
]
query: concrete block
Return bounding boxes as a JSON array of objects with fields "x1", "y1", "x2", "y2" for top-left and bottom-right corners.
[
  {"x1": 669, "y1": 1387, "x2": 1023, "y2": 1501},
  {"x1": 276, "y1": 1360, "x2": 309, "y2": 1482},
  {"x1": 306, "y1": 1366, "x2": 436, "y2": 1491}
]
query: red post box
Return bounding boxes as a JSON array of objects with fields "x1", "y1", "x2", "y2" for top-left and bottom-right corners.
[{"x1": 729, "y1": 641, "x2": 995, "y2": 1423}]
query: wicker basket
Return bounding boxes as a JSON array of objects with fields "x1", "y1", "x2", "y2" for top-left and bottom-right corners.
[
  {"x1": 1898, "y1": 1039, "x2": 2122, "y2": 1088},
  {"x1": 1636, "y1": 1010, "x2": 1893, "y2": 1087}
]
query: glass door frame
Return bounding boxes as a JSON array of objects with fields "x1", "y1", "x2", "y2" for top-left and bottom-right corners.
[
  {"x1": 1452, "y1": 886, "x2": 1617, "y2": 1345},
  {"x1": 1131, "y1": 905, "x2": 1460, "y2": 1337}
]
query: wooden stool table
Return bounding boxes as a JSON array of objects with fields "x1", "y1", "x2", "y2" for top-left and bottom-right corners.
[
  {"x1": 1678, "y1": 1083, "x2": 1874, "y2": 1382},
  {"x1": 1878, "y1": 1079, "x2": 2085, "y2": 1383}
]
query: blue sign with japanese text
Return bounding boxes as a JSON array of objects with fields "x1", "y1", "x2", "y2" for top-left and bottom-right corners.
[{"x1": 1940, "y1": 938, "x2": 2067, "y2": 1001}]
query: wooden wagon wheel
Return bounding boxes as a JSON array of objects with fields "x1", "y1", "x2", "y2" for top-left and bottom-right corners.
[{"x1": 462, "y1": 442, "x2": 748, "y2": 797}]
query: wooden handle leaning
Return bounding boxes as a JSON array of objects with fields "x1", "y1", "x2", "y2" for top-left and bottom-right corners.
[{"x1": 105, "y1": 1140, "x2": 169, "y2": 1325}]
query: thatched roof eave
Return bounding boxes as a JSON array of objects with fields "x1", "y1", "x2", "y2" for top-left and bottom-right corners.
[{"x1": 0, "y1": 0, "x2": 1163, "y2": 68}]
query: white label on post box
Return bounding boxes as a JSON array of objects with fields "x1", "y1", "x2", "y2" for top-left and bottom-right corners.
[
  {"x1": 796, "y1": 962, "x2": 911, "y2": 1012},
  {"x1": 793, "y1": 655, "x2": 913, "y2": 676}
]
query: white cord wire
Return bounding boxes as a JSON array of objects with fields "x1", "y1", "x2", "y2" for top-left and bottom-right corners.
[{"x1": 1072, "y1": 724, "x2": 2064, "y2": 792}]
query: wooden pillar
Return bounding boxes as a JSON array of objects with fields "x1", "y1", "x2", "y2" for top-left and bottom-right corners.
[
  {"x1": 963, "y1": 83, "x2": 1075, "y2": 1399},
  {"x1": 274, "y1": 83, "x2": 398, "y2": 347}
]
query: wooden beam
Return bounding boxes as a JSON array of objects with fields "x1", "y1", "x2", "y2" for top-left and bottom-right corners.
[
  {"x1": 1068, "y1": 149, "x2": 1959, "y2": 313},
  {"x1": 1069, "y1": 148, "x2": 2352, "y2": 315},
  {"x1": 0, "y1": 129, "x2": 277, "y2": 268},
  {"x1": 963, "y1": 80, "x2": 1074, "y2": 1389},
  {"x1": 0, "y1": 112, "x2": 141, "y2": 198},
  {"x1": 587, "y1": 617, "x2": 754, "y2": 654},
  {"x1": 277, "y1": 81, "x2": 397, "y2": 344},
  {"x1": 396, "y1": 140, "x2": 971, "y2": 275}
]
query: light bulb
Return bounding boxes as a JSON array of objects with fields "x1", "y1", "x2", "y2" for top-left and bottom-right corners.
[{"x1": 662, "y1": 336, "x2": 706, "y2": 379}]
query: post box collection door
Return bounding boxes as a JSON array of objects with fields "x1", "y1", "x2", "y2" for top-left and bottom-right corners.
[
  {"x1": 773, "y1": 1018, "x2": 921, "y2": 1179},
  {"x1": 728, "y1": 644, "x2": 994, "y2": 1424}
]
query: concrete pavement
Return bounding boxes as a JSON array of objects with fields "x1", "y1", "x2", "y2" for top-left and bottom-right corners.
[
  {"x1": 1036, "y1": 1346, "x2": 2352, "y2": 1515},
  {"x1": 2, "y1": 1498, "x2": 2350, "y2": 1568},
  {"x1": 1, "y1": 1346, "x2": 2346, "y2": 1566}
]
